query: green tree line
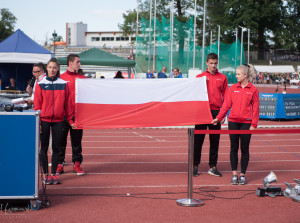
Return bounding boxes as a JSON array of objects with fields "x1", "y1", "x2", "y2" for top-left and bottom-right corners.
[{"x1": 119, "y1": 0, "x2": 300, "y2": 60}]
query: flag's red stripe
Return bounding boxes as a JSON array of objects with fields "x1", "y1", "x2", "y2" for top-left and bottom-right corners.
[{"x1": 75, "y1": 101, "x2": 212, "y2": 129}]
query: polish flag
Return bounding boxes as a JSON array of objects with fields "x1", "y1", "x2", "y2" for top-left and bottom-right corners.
[{"x1": 75, "y1": 77, "x2": 212, "y2": 129}]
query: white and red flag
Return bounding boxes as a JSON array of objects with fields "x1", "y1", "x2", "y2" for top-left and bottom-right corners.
[{"x1": 75, "y1": 77, "x2": 212, "y2": 129}]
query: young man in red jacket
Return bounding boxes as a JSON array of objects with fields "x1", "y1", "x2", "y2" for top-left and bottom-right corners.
[
  {"x1": 193, "y1": 53, "x2": 228, "y2": 177},
  {"x1": 57, "y1": 54, "x2": 86, "y2": 175}
]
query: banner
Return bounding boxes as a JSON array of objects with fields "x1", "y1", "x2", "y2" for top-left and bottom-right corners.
[{"x1": 75, "y1": 77, "x2": 212, "y2": 129}]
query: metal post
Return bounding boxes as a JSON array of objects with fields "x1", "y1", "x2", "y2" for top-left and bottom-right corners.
[
  {"x1": 193, "y1": 0, "x2": 197, "y2": 69},
  {"x1": 170, "y1": 0, "x2": 174, "y2": 72},
  {"x1": 153, "y1": 0, "x2": 156, "y2": 72},
  {"x1": 148, "y1": 0, "x2": 153, "y2": 71},
  {"x1": 248, "y1": 28, "x2": 250, "y2": 64},
  {"x1": 135, "y1": 3, "x2": 139, "y2": 73},
  {"x1": 177, "y1": 128, "x2": 204, "y2": 207},
  {"x1": 217, "y1": 25, "x2": 220, "y2": 69},
  {"x1": 201, "y1": 0, "x2": 207, "y2": 72},
  {"x1": 235, "y1": 27, "x2": 238, "y2": 68},
  {"x1": 52, "y1": 30, "x2": 57, "y2": 57},
  {"x1": 210, "y1": 30, "x2": 212, "y2": 52},
  {"x1": 240, "y1": 26, "x2": 244, "y2": 65}
]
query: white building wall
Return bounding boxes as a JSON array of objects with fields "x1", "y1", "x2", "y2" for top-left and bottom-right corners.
[
  {"x1": 67, "y1": 22, "x2": 87, "y2": 46},
  {"x1": 85, "y1": 32, "x2": 135, "y2": 48}
]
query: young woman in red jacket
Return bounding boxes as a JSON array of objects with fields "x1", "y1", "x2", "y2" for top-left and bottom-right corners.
[
  {"x1": 34, "y1": 58, "x2": 74, "y2": 185},
  {"x1": 212, "y1": 64, "x2": 259, "y2": 185}
]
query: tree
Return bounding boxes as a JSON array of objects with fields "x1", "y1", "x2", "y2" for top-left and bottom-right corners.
[{"x1": 0, "y1": 8, "x2": 17, "y2": 42}]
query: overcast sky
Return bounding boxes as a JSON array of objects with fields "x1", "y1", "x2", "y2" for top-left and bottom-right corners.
[{"x1": 1, "y1": 0, "x2": 138, "y2": 45}]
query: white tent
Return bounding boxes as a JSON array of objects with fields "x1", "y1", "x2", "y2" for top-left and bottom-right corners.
[{"x1": 254, "y1": 65, "x2": 295, "y2": 73}]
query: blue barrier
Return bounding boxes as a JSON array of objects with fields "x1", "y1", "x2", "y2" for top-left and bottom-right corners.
[
  {"x1": 259, "y1": 93, "x2": 300, "y2": 119},
  {"x1": 0, "y1": 111, "x2": 40, "y2": 200}
]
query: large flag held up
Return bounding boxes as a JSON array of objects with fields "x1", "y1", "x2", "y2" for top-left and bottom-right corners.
[{"x1": 75, "y1": 77, "x2": 212, "y2": 129}]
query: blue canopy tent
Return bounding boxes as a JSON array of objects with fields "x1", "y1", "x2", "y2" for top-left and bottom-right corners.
[{"x1": 0, "y1": 29, "x2": 52, "y2": 91}]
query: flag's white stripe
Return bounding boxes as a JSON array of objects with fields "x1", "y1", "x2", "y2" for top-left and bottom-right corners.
[{"x1": 76, "y1": 77, "x2": 208, "y2": 104}]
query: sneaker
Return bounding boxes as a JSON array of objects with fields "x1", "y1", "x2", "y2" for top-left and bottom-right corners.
[
  {"x1": 56, "y1": 164, "x2": 64, "y2": 175},
  {"x1": 239, "y1": 175, "x2": 247, "y2": 185},
  {"x1": 231, "y1": 175, "x2": 239, "y2": 185},
  {"x1": 73, "y1": 161, "x2": 85, "y2": 175},
  {"x1": 52, "y1": 175, "x2": 62, "y2": 184},
  {"x1": 208, "y1": 167, "x2": 222, "y2": 177},
  {"x1": 193, "y1": 166, "x2": 199, "y2": 177},
  {"x1": 43, "y1": 175, "x2": 53, "y2": 185}
]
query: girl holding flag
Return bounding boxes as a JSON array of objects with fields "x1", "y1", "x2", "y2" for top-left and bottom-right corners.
[{"x1": 212, "y1": 64, "x2": 259, "y2": 185}]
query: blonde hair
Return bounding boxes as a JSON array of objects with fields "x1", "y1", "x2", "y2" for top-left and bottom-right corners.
[{"x1": 236, "y1": 64, "x2": 256, "y2": 81}]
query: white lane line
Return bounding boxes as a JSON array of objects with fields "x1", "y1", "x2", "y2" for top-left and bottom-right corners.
[
  {"x1": 132, "y1": 132, "x2": 166, "y2": 142},
  {"x1": 64, "y1": 160, "x2": 300, "y2": 165}
]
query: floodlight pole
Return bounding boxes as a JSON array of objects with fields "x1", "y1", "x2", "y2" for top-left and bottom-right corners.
[
  {"x1": 248, "y1": 28, "x2": 250, "y2": 64},
  {"x1": 210, "y1": 30, "x2": 212, "y2": 52},
  {"x1": 239, "y1": 26, "x2": 244, "y2": 65},
  {"x1": 193, "y1": 0, "x2": 197, "y2": 69},
  {"x1": 217, "y1": 25, "x2": 220, "y2": 69},
  {"x1": 135, "y1": 2, "x2": 139, "y2": 74},
  {"x1": 148, "y1": 0, "x2": 153, "y2": 71},
  {"x1": 52, "y1": 30, "x2": 57, "y2": 57},
  {"x1": 235, "y1": 27, "x2": 238, "y2": 68},
  {"x1": 201, "y1": 0, "x2": 207, "y2": 72},
  {"x1": 170, "y1": 0, "x2": 174, "y2": 72},
  {"x1": 153, "y1": 0, "x2": 157, "y2": 72}
]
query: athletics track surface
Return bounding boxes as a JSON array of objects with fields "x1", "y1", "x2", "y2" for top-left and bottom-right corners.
[{"x1": 1, "y1": 118, "x2": 300, "y2": 223}]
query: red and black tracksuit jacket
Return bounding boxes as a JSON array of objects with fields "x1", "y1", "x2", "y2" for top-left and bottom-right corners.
[
  {"x1": 196, "y1": 69, "x2": 228, "y2": 110},
  {"x1": 34, "y1": 75, "x2": 73, "y2": 124},
  {"x1": 60, "y1": 70, "x2": 86, "y2": 117},
  {"x1": 216, "y1": 82, "x2": 260, "y2": 128}
]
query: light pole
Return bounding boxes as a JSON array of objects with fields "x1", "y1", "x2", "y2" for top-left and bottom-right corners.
[
  {"x1": 52, "y1": 30, "x2": 57, "y2": 57},
  {"x1": 239, "y1": 26, "x2": 244, "y2": 65},
  {"x1": 201, "y1": 0, "x2": 207, "y2": 72}
]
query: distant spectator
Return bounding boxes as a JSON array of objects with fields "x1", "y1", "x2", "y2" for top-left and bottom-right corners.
[
  {"x1": 169, "y1": 69, "x2": 174, "y2": 78},
  {"x1": 100, "y1": 76, "x2": 105, "y2": 79},
  {"x1": 146, "y1": 70, "x2": 154, "y2": 79},
  {"x1": 174, "y1": 68, "x2": 182, "y2": 78},
  {"x1": 114, "y1": 71, "x2": 124, "y2": 79},
  {"x1": 158, "y1": 66, "x2": 168, "y2": 78},
  {"x1": 6, "y1": 77, "x2": 17, "y2": 90}
]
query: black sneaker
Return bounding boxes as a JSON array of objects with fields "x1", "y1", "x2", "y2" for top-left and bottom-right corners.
[
  {"x1": 208, "y1": 167, "x2": 222, "y2": 177},
  {"x1": 193, "y1": 166, "x2": 199, "y2": 177},
  {"x1": 231, "y1": 175, "x2": 239, "y2": 185},
  {"x1": 239, "y1": 175, "x2": 247, "y2": 185}
]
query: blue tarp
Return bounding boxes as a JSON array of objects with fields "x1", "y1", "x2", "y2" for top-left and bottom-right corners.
[
  {"x1": 0, "y1": 29, "x2": 51, "y2": 91},
  {"x1": 0, "y1": 29, "x2": 50, "y2": 54}
]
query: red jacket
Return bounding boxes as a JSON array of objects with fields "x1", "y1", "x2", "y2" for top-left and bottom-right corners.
[
  {"x1": 216, "y1": 82, "x2": 259, "y2": 128},
  {"x1": 196, "y1": 69, "x2": 228, "y2": 110},
  {"x1": 60, "y1": 70, "x2": 86, "y2": 116},
  {"x1": 34, "y1": 76, "x2": 73, "y2": 124}
]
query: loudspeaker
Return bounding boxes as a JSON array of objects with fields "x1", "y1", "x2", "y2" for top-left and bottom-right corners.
[{"x1": 263, "y1": 171, "x2": 277, "y2": 187}]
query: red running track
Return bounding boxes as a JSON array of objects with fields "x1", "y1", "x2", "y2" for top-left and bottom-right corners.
[{"x1": 1, "y1": 121, "x2": 300, "y2": 222}]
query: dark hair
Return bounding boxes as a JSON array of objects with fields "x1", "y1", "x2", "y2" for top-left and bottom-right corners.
[
  {"x1": 114, "y1": 71, "x2": 124, "y2": 78},
  {"x1": 47, "y1": 58, "x2": 60, "y2": 77},
  {"x1": 206, "y1": 53, "x2": 218, "y2": 62},
  {"x1": 33, "y1": 62, "x2": 46, "y2": 72},
  {"x1": 67, "y1": 54, "x2": 79, "y2": 66},
  {"x1": 174, "y1": 68, "x2": 179, "y2": 72}
]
